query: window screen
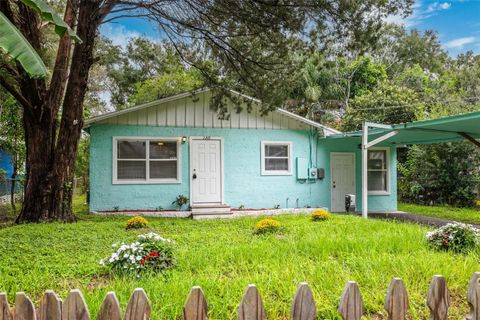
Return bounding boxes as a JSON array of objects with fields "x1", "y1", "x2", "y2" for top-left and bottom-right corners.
[
  {"x1": 262, "y1": 142, "x2": 291, "y2": 174},
  {"x1": 367, "y1": 150, "x2": 388, "y2": 192},
  {"x1": 115, "y1": 139, "x2": 179, "y2": 182}
]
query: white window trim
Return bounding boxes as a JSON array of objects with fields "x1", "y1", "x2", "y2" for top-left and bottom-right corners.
[
  {"x1": 260, "y1": 141, "x2": 293, "y2": 176},
  {"x1": 367, "y1": 147, "x2": 390, "y2": 195},
  {"x1": 112, "y1": 136, "x2": 181, "y2": 184}
]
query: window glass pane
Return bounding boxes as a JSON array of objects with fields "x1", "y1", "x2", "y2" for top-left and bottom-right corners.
[
  {"x1": 150, "y1": 161, "x2": 177, "y2": 179},
  {"x1": 368, "y1": 150, "x2": 386, "y2": 169},
  {"x1": 118, "y1": 141, "x2": 146, "y2": 159},
  {"x1": 265, "y1": 144, "x2": 288, "y2": 157},
  {"x1": 150, "y1": 141, "x2": 177, "y2": 159},
  {"x1": 368, "y1": 171, "x2": 387, "y2": 191},
  {"x1": 118, "y1": 161, "x2": 146, "y2": 179},
  {"x1": 265, "y1": 158, "x2": 289, "y2": 171}
]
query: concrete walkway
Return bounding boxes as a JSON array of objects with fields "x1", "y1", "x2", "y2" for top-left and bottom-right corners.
[{"x1": 366, "y1": 211, "x2": 480, "y2": 228}]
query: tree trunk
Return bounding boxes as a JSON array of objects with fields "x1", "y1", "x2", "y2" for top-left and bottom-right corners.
[{"x1": 15, "y1": 0, "x2": 107, "y2": 223}]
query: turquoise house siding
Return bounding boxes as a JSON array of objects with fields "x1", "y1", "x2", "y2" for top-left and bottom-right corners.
[
  {"x1": 89, "y1": 124, "x2": 329, "y2": 211},
  {"x1": 316, "y1": 138, "x2": 397, "y2": 212},
  {"x1": 89, "y1": 124, "x2": 398, "y2": 212}
]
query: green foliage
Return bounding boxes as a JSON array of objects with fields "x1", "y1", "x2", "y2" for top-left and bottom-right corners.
[
  {"x1": 348, "y1": 57, "x2": 387, "y2": 98},
  {"x1": 99, "y1": 232, "x2": 175, "y2": 275},
  {"x1": 0, "y1": 196, "x2": 479, "y2": 319},
  {"x1": 0, "y1": 12, "x2": 47, "y2": 78},
  {"x1": 126, "y1": 216, "x2": 149, "y2": 230},
  {"x1": 342, "y1": 81, "x2": 423, "y2": 131},
  {"x1": 398, "y1": 143, "x2": 480, "y2": 207},
  {"x1": 74, "y1": 137, "x2": 89, "y2": 194},
  {"x1": 20, "y1": 0, "x2": 81, "y2": 42},
  {"x1": 130, "y1": 69, "x2": 203, "y2": 105},
  {"x1": 254, "y1": 218, "x2": 281, "y2": 234},
  {"x1": 172, "y1": 195, "x2": 189, "y2": 209},
  {"x1": 426, "y1": 223, "x2": 479, "y2": 253}
]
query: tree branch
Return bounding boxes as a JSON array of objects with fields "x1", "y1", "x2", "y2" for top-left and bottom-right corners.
[{"x1": 0, "y1": 77, "x2": 32, "y2": 110}]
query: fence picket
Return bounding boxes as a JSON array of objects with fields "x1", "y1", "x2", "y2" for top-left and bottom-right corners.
[
  {"x1": 183, "y1": 286, "x2": 207, "y2": 320},
  {"x1": 467, "y1": 272, "x2": 480, "y2": 320},
  {"x1": 0, "y1": 293, "x2": 12, "y2": 320},
  {"x1": 338, "y1": 281, "x2": 363, "y2": 320},
  {"x1": 97, "y1": 292, "x2": 121, "y2": 320},
  {"x1": 13, "y1": 293, "x2": 36, "y2": 320},
  {"x1": 427, "y1": 275, "x2": 449, "y2": 320},
  {"x1": 290, "y1": 283, "x2": 316, "y2": 320},
  {"x1": 124, "y1": 289, "x2": 150, "y2": 320},
  {"x1": 39, "y1": 291, "x2": 62, "y2": 320},
  {"x1": 384, "y1": 278, "x2": 408, "y2": 320},
  {"x1": 238, "y1": 285, "x2": 266, "y2": 320},
  {"x1": 62, "y1": 290, "x2": 89, "y2": 320}
]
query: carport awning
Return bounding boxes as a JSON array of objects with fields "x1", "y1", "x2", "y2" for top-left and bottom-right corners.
[{"x1": 326, "y1": 111, "x2": 480, "y2": 146}]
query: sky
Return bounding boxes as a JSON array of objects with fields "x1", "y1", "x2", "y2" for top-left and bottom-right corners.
[{"x1": 100, "y1": 0, "x2": 480, "y2": 57}]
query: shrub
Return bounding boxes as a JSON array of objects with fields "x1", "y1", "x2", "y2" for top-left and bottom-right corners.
[
  {"x1": 311, "y1": 209, "x2": 331, "y2": 221},
  {"x1": 126, "y1": 216, "x2": 149, "y2": 230},
  {"x1": 100, "y1": 232, "x2": 175, "y2": 274},
  {"x1": 426, "y1": 222, "x2": 479, "y2": 253},
  {"x1": 254, "y1": 218, "x2": 281, "y2": 234},
  {"x1": 172, "y1": 195, "x2": 189, "y2": 209}
]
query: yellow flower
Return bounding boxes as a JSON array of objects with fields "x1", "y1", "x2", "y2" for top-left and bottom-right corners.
[
  {"x1": 126, "y1": 216, "x2": 149, "y2": 230},
  {"x1": 311, "y1": 209, "x2": 331, "y2": 221},
  {"x1": 254, "y1": 218, "x2": 281, "y2": 234}
]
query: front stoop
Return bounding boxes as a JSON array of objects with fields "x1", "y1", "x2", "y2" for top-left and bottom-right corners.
[{"x1": 191, "y1": 204, "x2": 232, "y2": 219}]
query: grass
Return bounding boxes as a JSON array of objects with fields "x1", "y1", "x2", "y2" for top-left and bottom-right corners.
[
  {"x1": 398, "y1": 202, "x2": 480, "y2": 225},
  {"x1": 0, "y1": 195, "x2": 478, "y2": 319}
]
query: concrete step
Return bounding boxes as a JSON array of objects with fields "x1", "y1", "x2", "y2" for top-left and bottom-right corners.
[
  {"x1": 191, "y1": 204, "x2": 231, "y2": 214},
  {"x1": 192, "y1": 212, "x2": 233, "y2": 220}
]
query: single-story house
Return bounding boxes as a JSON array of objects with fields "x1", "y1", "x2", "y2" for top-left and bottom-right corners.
[{"x1": 84, "y1": 88, "x2": 480, "y2": 218}]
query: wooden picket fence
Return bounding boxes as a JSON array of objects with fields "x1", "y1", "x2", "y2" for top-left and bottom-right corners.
[{"x1": 1, "y1": 272, "x2": 479, "y2": 320}]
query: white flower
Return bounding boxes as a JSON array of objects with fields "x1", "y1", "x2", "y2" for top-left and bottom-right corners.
[
  {"x1": 136, "y1": 256, "x2": 142, "y2": 261},
  {"x1": 99, "y1": 259, "x2": 105, "y2": 266}
]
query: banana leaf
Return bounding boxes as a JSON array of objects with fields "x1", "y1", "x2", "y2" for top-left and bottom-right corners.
[
  {"x1": 20, "y1": 0, "x2": 82, "y2": 43},
  {"x1": 0, "y1": 12, "x2": 47, "y2": 78}
]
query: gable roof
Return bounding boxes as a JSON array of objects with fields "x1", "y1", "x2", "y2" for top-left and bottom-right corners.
[{"x1": 84, "y1": 88, "x2": 341, "y2": 135}]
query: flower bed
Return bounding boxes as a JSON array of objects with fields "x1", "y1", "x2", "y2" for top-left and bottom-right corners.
[
  {"x1": 100, "y1": 232, "x2": 175, "y2": 274},
  {"x1": 426, "y1": 222, "x2": 479, "y2": 253}
]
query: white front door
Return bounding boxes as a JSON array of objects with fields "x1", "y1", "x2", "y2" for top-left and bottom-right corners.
[
  {"x1": 190, "y1": 138, "x2": 223, "y2": 205},
  {"x1": 331, "y1": 153, "x2": 355, "y2": 212}
]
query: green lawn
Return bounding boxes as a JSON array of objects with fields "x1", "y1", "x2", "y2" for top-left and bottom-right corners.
[
  {"x1": 0, "y1": 196, "x2": 478, "y2": 319},
  {"x1": 398, "y1": 202, "x2": 480, "y2": 225}
]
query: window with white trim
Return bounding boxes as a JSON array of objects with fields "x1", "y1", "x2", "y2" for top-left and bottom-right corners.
[
  {"x1": 261, "y1": 141, "x2": 292, "y2": 175},
  {"x1": 367, "y1": 149, "x2": 389, "y2": 193},
  {"x1": 114, "y1": 138, "x2": 180, "y2": 183}
]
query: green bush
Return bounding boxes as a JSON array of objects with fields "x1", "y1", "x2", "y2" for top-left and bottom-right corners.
[
  {"x1": 254, "y1": 218, "x2": 281, "y2": 234},
  {"x1": 398, "y1": 142, "x2": 480, "y2": 207},
  {"x1": 426, "y1": 223, "x2": 479, "y2": 253}
]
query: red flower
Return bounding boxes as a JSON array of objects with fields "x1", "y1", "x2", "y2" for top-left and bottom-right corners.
[
  {"x1": 150, "y1": 251, "x2": 158, "y2": 257},
  {"x1": 140, "y1": 259, "x2": 145, "y2": 265},
  {"x1": 443, "y1": 240, "x2": 449, "y2": 244},
  {"x1": 146, "y1": 255, "x2": 151, "y2": 261}
]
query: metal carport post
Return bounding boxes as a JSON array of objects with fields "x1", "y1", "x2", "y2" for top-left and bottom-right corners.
[{"x1": 361, "y1": 122, "x2": 398, "y2": 219}]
